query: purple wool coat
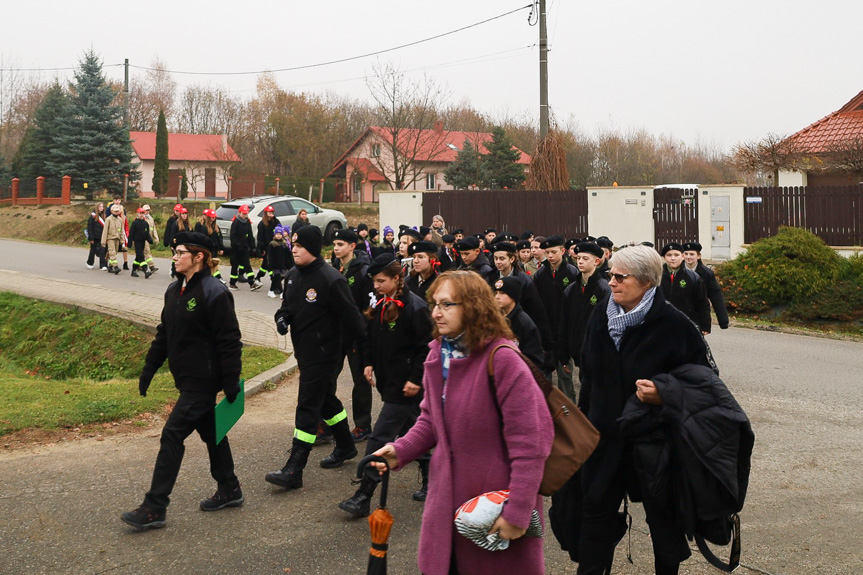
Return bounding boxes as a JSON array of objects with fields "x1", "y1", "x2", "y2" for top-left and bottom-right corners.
[{"x1": 392, "y1": 338, "x2": 554, "y2": 575}]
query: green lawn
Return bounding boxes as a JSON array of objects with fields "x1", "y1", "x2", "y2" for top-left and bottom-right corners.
[{"x1": 0, "y1": 292, "x2": 288, "y2": 435}]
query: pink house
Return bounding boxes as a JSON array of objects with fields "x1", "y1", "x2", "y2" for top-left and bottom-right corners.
[
  {"x1": 130, "y1": 132, "x2": 241, "y2": 199},
  {"x1": 324, "y1": 124, "x2": 532, "y2": 203}
]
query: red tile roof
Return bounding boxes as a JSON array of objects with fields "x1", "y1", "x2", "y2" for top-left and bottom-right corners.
[
  {"x1": 130, "y1": 132, "x2": 241, "y2": 162},
  {"x1": 347, "y1": 157, "x2": 387, "y2": 182},
  {"x1": 788, "y1": 90, "x2": 863, "y2": 153}
]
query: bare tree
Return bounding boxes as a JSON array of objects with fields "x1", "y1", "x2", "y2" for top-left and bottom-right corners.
[
  {"x1": 128, "y1": 57, "x2": 176, "y2": 132},
  {"x1": 366, "y1": 62, "x2": 449, "y2": 190},
  {"x1": 824, "y1": 136, "x2": 863, "y2": 176},
  {"x1": 732, "y1": 133, "x2": 803, "y2": 186}
]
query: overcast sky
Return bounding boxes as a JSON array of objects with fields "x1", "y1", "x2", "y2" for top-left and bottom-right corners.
[{"x1": 3, "y1": 0, "x2": 861, "y2": 151}]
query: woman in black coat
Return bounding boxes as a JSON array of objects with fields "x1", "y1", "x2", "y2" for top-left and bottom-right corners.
[
  {"x1": 576, "y1": 245, "x2": 715, "y2": 575},
  {"x1": 86, "y1": 202, "x2": 107, "y2": 270}
]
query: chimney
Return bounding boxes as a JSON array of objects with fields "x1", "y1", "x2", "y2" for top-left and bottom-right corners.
[
  {"x1": 433, "y1": 121, "x2": 444, "y2": 134},
  {"x1": 221, "y1": 134, "x2": 228, "y2": 154}
]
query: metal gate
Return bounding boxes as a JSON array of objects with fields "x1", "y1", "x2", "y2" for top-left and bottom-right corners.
[{"x1": 653, "y1": 186, "x2": 699, "y2": 248}]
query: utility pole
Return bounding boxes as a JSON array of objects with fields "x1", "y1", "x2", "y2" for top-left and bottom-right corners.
[
  {"x1": 539, "y1": 0, "x2": 549, "y2": 139},
  {"x1": 123, "y1": 59, "x2": 130, "y2": 131}
]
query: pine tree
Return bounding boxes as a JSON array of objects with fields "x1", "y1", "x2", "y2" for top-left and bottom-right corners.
[
  {"x1": 180, "y1": 168, "x2": 189, "y2": 199},
  {"x1": 11, "y1": 83, "x2": 70, "y2": 182},
  {"x1": 152, "y1": 109, "x2": 169, "y2": 195},
  {"x1": 442, "y1": 139, "x2": 485, "y2": 190},
  {"x1": 47, "y1": 50, "x2": 140, "y2": 200},
  {"x1": 482, "y1": 126, "x2": 525, "y2": 189}
]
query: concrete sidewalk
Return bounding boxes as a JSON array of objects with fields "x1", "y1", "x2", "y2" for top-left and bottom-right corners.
[{"x1": 1, "y1": 268, "x2": 297, "y2": 395}]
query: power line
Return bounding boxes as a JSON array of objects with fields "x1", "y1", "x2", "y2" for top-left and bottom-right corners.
[
  {"x1": 129, "y1": 4, "x2": 533, "y2": 77},
  {"x1": 0, "y1": 63, "x2": 123, "y2": 72}
]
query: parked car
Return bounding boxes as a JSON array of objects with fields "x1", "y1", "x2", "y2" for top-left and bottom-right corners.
[{"x1": 215, "y1": 195, "x2": 347, "y2": 249}]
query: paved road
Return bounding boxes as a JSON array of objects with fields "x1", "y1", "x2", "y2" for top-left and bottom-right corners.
[{"x1": 1, "y1": 239, "x2": 862, "y2": 574}]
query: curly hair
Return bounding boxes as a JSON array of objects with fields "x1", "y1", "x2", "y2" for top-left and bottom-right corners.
[
  {"x1": 365, "y1": 260, "x2": 406, "y2": 324},
  {"x1": 426, "y1": 270, "x2": 513, "y2": 353}
]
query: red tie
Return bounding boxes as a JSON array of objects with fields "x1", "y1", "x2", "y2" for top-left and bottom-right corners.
[{"x1": 375, "y1": 296, "x2": 404, "y2": 322}]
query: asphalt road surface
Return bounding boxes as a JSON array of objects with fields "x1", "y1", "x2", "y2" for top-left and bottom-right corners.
[{"x1": 1, "y1": 239, "x2": 862, "y2": 574}]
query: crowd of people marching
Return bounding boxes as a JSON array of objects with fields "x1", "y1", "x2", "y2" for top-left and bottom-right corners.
[{"x1": 117, "y1": 203, "x2": 751, "y2": 575}]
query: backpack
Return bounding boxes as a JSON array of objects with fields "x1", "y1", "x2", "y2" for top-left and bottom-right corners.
[{"x1": 487, "y1": 344, "x2": 600, "y2": 496}]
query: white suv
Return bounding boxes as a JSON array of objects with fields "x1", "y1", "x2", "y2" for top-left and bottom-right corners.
[{"x1": 216, "y1": 195, "x2": 348, "y2": 249}]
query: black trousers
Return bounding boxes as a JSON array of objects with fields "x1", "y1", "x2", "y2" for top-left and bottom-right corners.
[
  {"x1": 87, "y1": 242, "x2": 106, "y2": 268},
  {"x1": 577, "y1": 454, "x2": 690, "y2": 574},
  {"x1": 229, "y1": 250, "x2": 254, "y2": 284},
  {"x1": 294, "y1": 360, "x2": 349, "y2": 445},
  {"x1": 144, "y1": 393, "x2": 238, "y2": 511},
  {"x1": 365, "y1": 401, "x2": 419, "y2": 456},
  {"x1": 334, "y1": 346, "x2": 372, "y2": 430},
  {"x1": 133, "y1": 240, "x2": 147, "y2": 268}
]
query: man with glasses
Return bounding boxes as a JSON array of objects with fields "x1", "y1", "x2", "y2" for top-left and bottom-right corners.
[{"x1": 557, "y1": 242, "x2": 610, "y2": 394}]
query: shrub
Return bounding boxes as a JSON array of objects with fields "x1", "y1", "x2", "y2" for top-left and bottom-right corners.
[
  {"x1": 720, "y1": 227, "x2": 842, "y2": 306},
  {"x1": 787, "y1": 280, "x2": 863, "y2": 321}
]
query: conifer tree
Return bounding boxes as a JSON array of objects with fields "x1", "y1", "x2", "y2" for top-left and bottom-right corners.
[
  {"x1": 482, "y1": 126, "x2": 524, "y2": 189},
  {"x1": 443, "y1": 139, "x2": 485, "y2": 190},
  {"x1": 47, "y1": 50, "x2": 139, "y2": 199},
  {"x1": 152, "y1": 109, "x2": 169, "y2": 195}
]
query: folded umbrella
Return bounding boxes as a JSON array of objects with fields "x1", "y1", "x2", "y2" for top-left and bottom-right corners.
[{"x1": 358, "y1": 455, "x2": 394, "y2": 575}]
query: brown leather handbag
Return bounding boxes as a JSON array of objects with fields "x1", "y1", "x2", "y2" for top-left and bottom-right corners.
[{"x1": 488, "y1": 344, "x2": 600, "y2": 496}]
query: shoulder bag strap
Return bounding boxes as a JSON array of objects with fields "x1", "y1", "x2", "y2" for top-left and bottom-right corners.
[{"x1": 694, "y1": 514, "x2": 741, "y2": 572}]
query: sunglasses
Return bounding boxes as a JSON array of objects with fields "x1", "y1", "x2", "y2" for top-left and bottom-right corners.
[{"x1": 606, "y1": 271, "x2": 634, "y2": 282}]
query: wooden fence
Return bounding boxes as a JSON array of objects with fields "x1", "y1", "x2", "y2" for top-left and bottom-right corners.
[
  {"x1": 744, "y1": 185, "x2": 863, "y2": 246},
  {"x1": 422, "y1": 189, "x2": 588, "y2": 238}
]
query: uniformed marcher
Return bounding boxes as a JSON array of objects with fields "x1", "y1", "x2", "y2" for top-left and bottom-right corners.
[
  {"x1": 492, "y1": 276, "x2": 544, "y2": 368},
  {"x1": 533, "y1": 235, "x2": 580, "y2": 400},
  {"x1": 557, "y1": 242, "x2": 611, "y2": 389},
  {"x1": 516, "y1": 239, "x2": 532, "y2": 272},
  {"x1": 267, "y1": 225, "x2": 367, "y2": 490},
  {"x1": 253, "y1": 205, "x2": 280, "y2": 287},
  {"x1": 660, "y1": 242, "x2": 711, "y2": 334},
  {"x1": 128, "y1": 207, "x2": 154, "y2": 278},
  {"x1": 331, "y1": 228, "x2": 373, "y2": 442},
  {"x1": 141, "y1": 204, "x2": 159, "y2": 272},
  {"x1": 101, "y1": 204, "x2": 125, "y2": 275},
  {"x1": 122, "y1": 231, "x2": 243, "y2": 530},
  {"x1": 682, "y1": 241, "x2": 729, "y2": 330},
  {"x1": 406, "y1": 240, "x2": 440, "y2": 300},
  {"x1": 229, "y1": 204, "x2": 260, "y2": 291},
  {"x1": 596, "y1": 236, "x2": 614, "y2": 277},
  {"x1": 456, "y1": 235, "x2": 493, "y2": 277},
  {"x1": 438, "y1": 233, "x2": 459, "y2": 272}
]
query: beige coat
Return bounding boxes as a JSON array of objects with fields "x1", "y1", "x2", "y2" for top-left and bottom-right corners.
[{"x1": 101, "y1": 214, "x2": 125, "y2": 244}]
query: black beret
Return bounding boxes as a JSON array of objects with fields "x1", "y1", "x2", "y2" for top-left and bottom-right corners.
[
  {"x1": 499, "y1": 232, "x2": 518, "y2": 242},
  {"x1": 408, "y1": 241, "x2": 438, "y2": 256},
  {"x1": 682, "y1": 241, "x2": 703, "y2": 252},
  {"x1": 441, "y1": 234, "x2": 456, "y2": 243},
  {"x1": 399, "y1": 227, "x2": 422, "y2": 241},
  {"x1": 582, "y1": 235, "x2": 597, "y2": 242},
  {"x1": 516, "y1": 240, "x2": 531, "y2": 251},
  {"x1": 484, "y1": 228, "x2": 497, "y2": 235},
  {"x1": 452, "y1": 228, "x2": 464, "y2": 235},
  {"x1": 356, "y1": 223, "x2": 369, "y2": 232},
  {"x1": 540, "y1": 235, "x2": 564, "y2": 249},
  {"x1": 456, "y1": 236, "x2": 480, "y2": 251},
  {"x1": 172, "y1": 231, "x2": 215, "y2": 253},
  {"x1": 596, "y1": 236, "x2": 614, "y2": 249},
  {"x1": 576, "y1": 242, "x2": 604, "y2": 259},
  {"x1": 491, "y1": 242, "x2": 516, "y2": 254},
  {"x1": 564, "y1": 238, "x2": 579, "y2": 251},
  {"x1": 367, "y1": 253, "x2": 397, "y2": 277},
  {"x1": 520, "y1": 231, "x2": 534, "y2": 240},
  {"x1": 492, "y1": 276, "x2": 523, "y2": 303},
  {"x1": 661, "y1": 242, "x2": 685, "y2": 256},
  {"x1": 641, "y1": 241, "x2": 655, "y2": 248},
  {"x1": 333, "y1": 228, "x2": 358, "y2": 244},
  {"x1": 419, "y1": 226, "x2": 432, "y2": 238}
]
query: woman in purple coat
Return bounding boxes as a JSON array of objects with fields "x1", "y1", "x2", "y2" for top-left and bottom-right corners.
[{"x1": 373, "y1": 270, "x2": 554, "y2": 575}]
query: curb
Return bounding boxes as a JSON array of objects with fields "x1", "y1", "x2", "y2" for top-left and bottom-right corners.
[{"x1": 244, "y1": 355, "x2": 299, "y2": 398}]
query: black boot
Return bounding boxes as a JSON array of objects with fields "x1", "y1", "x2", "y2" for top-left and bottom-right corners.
[
  {"x1": 144, "y1": 266, "x2": 153, "y2": 279},
  {"x1": 123, "y1": 262, "x2": 129, "y2": 270},
  {"x1": 130, "y1": 268, "x2": 139, "y2": 277},
  {"x1": 413, "y1": 459, "x2": 429, "y2": 502},
  {"x1": 265, "y1": 442, "x2": 311, "y2": 490},
  {"x1": 338, "y1": 478, "x2": 375, "y2": 517},
  {"x1": 320, "y1": 420, "x2": 358, "y2": 469}
]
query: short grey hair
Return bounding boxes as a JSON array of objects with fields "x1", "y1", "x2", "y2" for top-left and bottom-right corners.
[{"x1": 610, "y1": 245, "x2": 663, "y2": 287}]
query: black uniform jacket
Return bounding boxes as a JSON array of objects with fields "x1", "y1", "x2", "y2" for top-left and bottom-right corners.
[
  {"x1": 275, "y1": 257, "x2": 366, "y2": 366},
  {"x1": 661, "y1": 266, "x2": 711, "y2": 333},
  {"x1": 405, "y1": 269, "x2": 438, "y2": 302},
  {"x1": 693, "y1": 262, "x2": 729, "y2": 329},
  {"x1": 141, "y1": 268, "x2": 242, "y2": 396},
  {"x1": 506, "y1": 304, "x2": 544, "y2": 369},
  {"x1": 363, "y1": 290, "x2": 433, "y2": 404},
  {"x1": 163, "y1": 215, "x2": 178, "y2": 248},
  {"x1": 458, "y1": 252, "x2": 493, "y2": 277},
  {"x1": 256, "y1": 218, "x2": 281, "y2": 256},
  {"x1": 194, "y1": 222, "x2": 225, "y2": 252},
  {"x1": 533, "y1": 261, "x2": 580, "y2": 337},
  {"x1": 578, "y1": 289, "x2": 715, "y2": 502},
  {"x1": 230, "y1": 216, "x2": 256, "y2": 253},
  {"x1": 486, "y1": 266, "x2": 554, "y2": 354},
  {"x1": 338, "y1": 252, "x2": 372, "y2": 312},
  {"x1": 437, "y1": 245, "x2": 459, "y2": 272},
  {"x1": 557, "y1": 272, "x2": 611, "y2": 367},
  {"x1": 128, "y1": 218, "x2": 153, "y2": 244},
  {"x1": 618, "y1": 364, "x2": 753, "y2": 540}
]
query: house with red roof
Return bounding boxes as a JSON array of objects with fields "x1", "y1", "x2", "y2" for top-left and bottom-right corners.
[
  {"x1": 130, "y1": 132, "x2": 241, "y2": 199},
  {"x1": 324, "y1": 123, "x2": 531, "y2": 202},
  {"x1": 779, "y1": 90, "x2": 863, "y2": 186}
]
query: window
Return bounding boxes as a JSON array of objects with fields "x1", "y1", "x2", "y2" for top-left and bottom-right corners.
[
  {"x1": 426, "y1": 173, "x2": 436, "y2": 190},
  {"x1": 270, "y1": 200, "x2": 292, "y2": 217},
  {"x1": 289, "y1": 198, "x2": 316, "y2": 214},
  {"x1": 372, "y1": 144, "x2": 381, "y2": 157}
]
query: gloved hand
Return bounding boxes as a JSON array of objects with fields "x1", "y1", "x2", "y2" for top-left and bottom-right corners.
[
  {"x1": 276, "y1": 316, "x2": 289, "y2": 335},
  {"x1": 225, "y1": 388, "x2": 240, "y2": 403},
  {"x1": 138, "y1": 374, "x2": 153, "y2": 397}
]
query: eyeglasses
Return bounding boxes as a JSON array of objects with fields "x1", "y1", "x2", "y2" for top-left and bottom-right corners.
[
  {"x1": 606, "y1": 271, "x2": 634, "y2": 282},
  {"x1": 175, "y1": 248, "x2": 193, "y2": 256},
  {"x1": 428, "y1": 301, "x2": 462, "y2": 312}
]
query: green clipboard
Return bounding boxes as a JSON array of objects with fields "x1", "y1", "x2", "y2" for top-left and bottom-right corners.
[{"x1": 215, "y1": 379, "x2": 245, "y2": 445}]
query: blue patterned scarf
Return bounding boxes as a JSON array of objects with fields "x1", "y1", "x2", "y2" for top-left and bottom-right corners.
[
  {"x1": 606, "y1": 287, "x2": 656, "y2": 350},
  {"x1": 440, "y1": 333, "x2": 468, "y2": 410}
]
